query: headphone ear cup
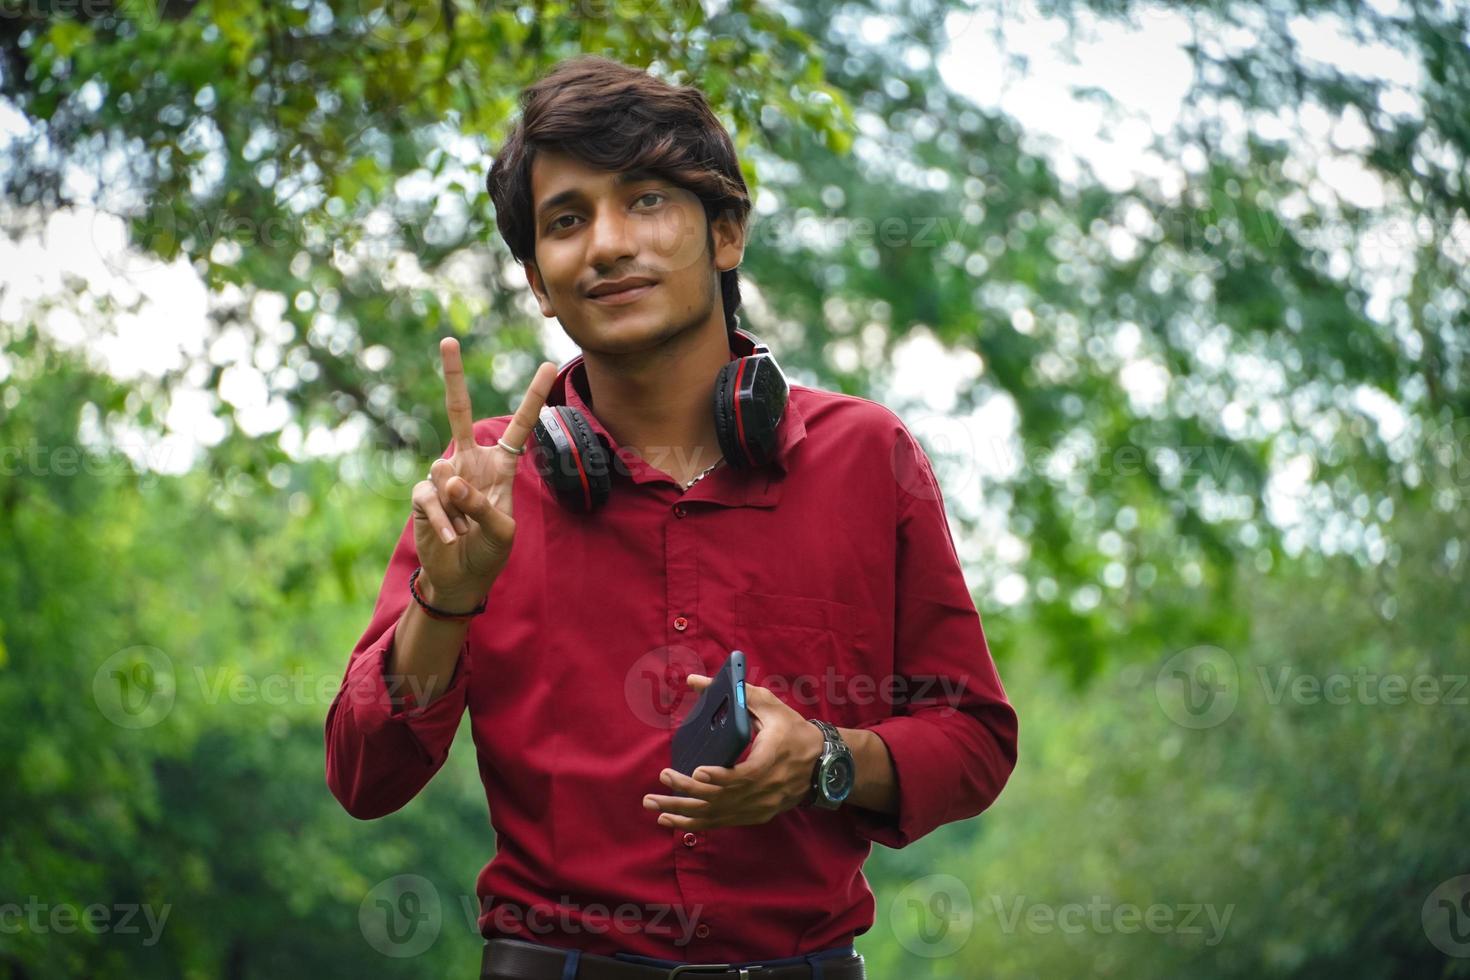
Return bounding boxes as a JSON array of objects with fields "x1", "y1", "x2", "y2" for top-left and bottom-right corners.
[
  {"x1": 531, "y1": 405, "x2": 612, "y2": 512},
  {"x1": 714, "y1": 354, "x2": 788, "y2": 468},
  {"x1": 713, "y1": 358, "x2": 740, "y2": 464}
]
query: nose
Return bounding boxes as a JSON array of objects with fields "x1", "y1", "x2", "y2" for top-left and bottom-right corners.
[{"x1": 585, "y1": 201, "x2": 638, "y2": 274}]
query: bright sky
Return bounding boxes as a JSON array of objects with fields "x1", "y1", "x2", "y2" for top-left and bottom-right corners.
[{"x1": 0, "y1": 0, "x2": 1427, "y2": 596}]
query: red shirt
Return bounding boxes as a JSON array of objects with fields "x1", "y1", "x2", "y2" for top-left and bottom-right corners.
[{"x1": 324, "y1": 357, "x2": 1019, "y2": 962}]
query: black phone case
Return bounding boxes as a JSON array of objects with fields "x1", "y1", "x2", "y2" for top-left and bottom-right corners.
[{"x1": 671, "y1": 650, "x2": 752, "y2": 781}]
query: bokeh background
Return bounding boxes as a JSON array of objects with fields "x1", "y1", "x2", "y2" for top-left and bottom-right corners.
[{"x1": 2, "y1": 0, "x2": 1469, "y2": 976}]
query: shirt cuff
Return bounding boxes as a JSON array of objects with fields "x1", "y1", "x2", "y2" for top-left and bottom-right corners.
[
  {"x1": 341, "y1": 618, "x2": 471, "y2": 764},
  {"x1": 844, "y1": 715, "x2": 954, "y2": 849}
]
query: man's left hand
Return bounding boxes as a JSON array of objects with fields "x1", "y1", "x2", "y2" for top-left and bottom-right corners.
[{"x1": 642, "y1": 673, "x2": 824, "y2": 831}]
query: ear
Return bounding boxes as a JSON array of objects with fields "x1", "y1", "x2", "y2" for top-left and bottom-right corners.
[
  {"x1": 710, "y1": 210, "x2": 746, "y2": 273},
  {"x1": 524, "y1": 262, "x2": 556, "y2": 318}
]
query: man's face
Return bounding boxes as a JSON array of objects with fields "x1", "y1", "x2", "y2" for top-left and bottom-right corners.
[{"x1": 523, "y1": 149, "x2": 744, "y2": 353}]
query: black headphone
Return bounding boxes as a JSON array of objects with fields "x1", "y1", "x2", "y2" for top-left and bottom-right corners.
[{"x1": 530, "y1": 325, "x2": 790, "y2": 513}]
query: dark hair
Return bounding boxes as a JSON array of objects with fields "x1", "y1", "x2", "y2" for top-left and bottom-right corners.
[{"x1": 486, "y1": 55, "x2": 752, "y2": 334}]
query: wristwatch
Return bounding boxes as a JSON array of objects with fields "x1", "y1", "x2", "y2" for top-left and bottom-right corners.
[{"x1": 802, "y1": 719, "x2": 855, "y2": 810}]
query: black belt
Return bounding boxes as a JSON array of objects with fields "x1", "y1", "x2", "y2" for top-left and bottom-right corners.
[{"x1": 480, "y1": 938, "x2": 866, "y2": 980}]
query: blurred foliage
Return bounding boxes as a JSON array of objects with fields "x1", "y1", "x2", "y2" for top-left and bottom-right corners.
[
  {"x1": 865, "y1": 504, "x2": 1470, "y2": 978},
  {"x1": 2, "y1": 0, "x2": 1469, "y2": 975},
  {"x1": 3, "y1": 0, "x2": 1467, "y2": 681},
  {"x1": 0, "y1": 325, "x2": 493, "y2": 976}
]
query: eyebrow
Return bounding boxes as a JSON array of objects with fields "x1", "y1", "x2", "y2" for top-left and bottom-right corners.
[{"x1": 534, "y1": 168, "x2": 666, "y2": 224}]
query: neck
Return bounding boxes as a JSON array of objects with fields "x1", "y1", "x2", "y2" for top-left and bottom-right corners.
[{"x1": 579, "y1": 318, "x2": 732, "y2": 486}]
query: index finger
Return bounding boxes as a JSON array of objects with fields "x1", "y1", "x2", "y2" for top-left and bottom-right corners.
[
  {"x1": 440, "y1": 337, "x2": 477, "y2": 451},
  {"x1": 498, "y1": 360, "x2": 559, "y2": 452}
]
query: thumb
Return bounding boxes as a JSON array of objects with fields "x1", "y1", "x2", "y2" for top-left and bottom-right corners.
[{"x1": 448, "y1": 476, "x2": 514, "y2": 548}]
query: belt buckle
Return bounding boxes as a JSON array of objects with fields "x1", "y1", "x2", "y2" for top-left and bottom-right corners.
[{"x1": 668, "y1": 965, "x2": 764, "y2": 979}]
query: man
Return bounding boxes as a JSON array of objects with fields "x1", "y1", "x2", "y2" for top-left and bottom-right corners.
[{"x1": 325, "y1": 55, "x2": 1018, "y2": 980}]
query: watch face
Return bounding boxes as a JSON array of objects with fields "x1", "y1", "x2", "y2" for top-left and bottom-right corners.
[{"x1": 821, "y1": 754, "x2": 855, "y2": 802}]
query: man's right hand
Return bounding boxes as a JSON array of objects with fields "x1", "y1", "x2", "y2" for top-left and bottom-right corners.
[{"x1": 411, "y1": 337, "x2": 557, "y2": 609}]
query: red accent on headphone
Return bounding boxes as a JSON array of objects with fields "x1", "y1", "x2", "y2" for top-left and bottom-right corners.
[
  {"x1": 558, "y1": 406, "x2": 593, "y2": 513},
  {"x1": 732, "y1": 356, "x2": 751, "y2": 464}
]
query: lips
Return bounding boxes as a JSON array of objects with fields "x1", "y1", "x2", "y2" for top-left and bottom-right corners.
[
  {"x1": 587, "y1": 280, "x2": 658, "y2": 306},
  {"x1": 587, "y1": 277, "x2": 657, "y2": 298}
]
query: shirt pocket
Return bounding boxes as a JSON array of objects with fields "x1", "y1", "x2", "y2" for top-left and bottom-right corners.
[{"x1": 733, "y1": 591, "x2": 867, "y2": 728}]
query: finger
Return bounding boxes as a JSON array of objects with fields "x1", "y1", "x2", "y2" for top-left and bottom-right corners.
[
  {"x1": 686, "y1": 764, "x2": 742, "y2": 788},
  {"x1": 447, "y1": 474, "x2": 516, "y2": 548},
  {"x1": 686, "y1": 673, "x2": 711, "y2": 689},
  {"x1": 441, "y1": 337, "x2": 478, "y2": 452},
  {"x1": 412, "y1": 481, "x2": 459, "y2": 545},
  {"x1": 498, "y1": 360, "x2": 559, "y2": 453},
  {"x1": 741, "y1": 680, "x2": 774, "y2": 703},
  {"x1": 643, "y1": 793, "x2": 713, "y2": 817},
  {"x1": 428, "y1": 458, "x2": 471, "y2": 535},
  {"x1": 657, "y1": 768, "x2": 721, "y2": 799},
  {"x1": 428, "y1": 458, "x2": 470, "y2": 533},
  {"x1": 743, "y1": 689, "x2": 782, "y2": 732},
  {"x1": 656, "y1": 811, "x2": 719, "y2": 831}
]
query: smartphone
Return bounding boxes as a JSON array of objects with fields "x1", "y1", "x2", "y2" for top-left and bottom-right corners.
[{"x1": 671, "y1": 650, "x2": 752, "y2": 783}]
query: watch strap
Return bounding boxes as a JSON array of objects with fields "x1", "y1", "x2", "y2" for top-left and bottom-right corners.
[{"x1": 803, "y1": 719, "x2": 850, "y2": 809}]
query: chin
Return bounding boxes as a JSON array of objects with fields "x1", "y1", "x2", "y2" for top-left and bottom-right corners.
[{"x1": 578, "y1": 306, "x2": 695, "y2": 350}]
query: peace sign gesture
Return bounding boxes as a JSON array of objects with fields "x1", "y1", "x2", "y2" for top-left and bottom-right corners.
[{"x1": 411, "y1": 338, "x2": 557, "y2": 608}]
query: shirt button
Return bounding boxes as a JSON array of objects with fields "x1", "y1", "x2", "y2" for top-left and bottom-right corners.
[
  {"x1": 673, "y1": 504, "x2": 687, "y2": 518},
  {"x1": 682, "y1": 832, "x2": 698, "y2": 847},
  {"x1": 673, "y1": 616, "x2": 688, "y2": 631},
  {"x1": 694, "y1": 924, "x2": 711, "y2": 939}
]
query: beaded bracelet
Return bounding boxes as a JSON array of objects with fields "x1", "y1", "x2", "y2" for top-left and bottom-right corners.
[{"x1": 408, "y1": 566, "x2": 487, "y2": 621}]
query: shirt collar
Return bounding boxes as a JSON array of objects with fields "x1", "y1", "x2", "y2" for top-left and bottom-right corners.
[{"x1": 557, "y1": 346, "x2": 807, "y2": 508}]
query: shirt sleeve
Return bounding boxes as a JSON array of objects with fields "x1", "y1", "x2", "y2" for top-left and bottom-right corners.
[
  {"x1": 845, "y1": 423, "x2": 1019, "y2": 848},
  {"x1": 324, "y1": 507, "x2": 472, "y2": 820}
]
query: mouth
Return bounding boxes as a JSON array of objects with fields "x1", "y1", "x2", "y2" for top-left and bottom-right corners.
[{"x1": 587, "y1": 280, "x2": 658, "y2": 306}]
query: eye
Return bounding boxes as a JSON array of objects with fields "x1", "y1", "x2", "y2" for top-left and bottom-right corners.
[{"x1": 546, "y1": 192, "x2": 663, "y2": 234}]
